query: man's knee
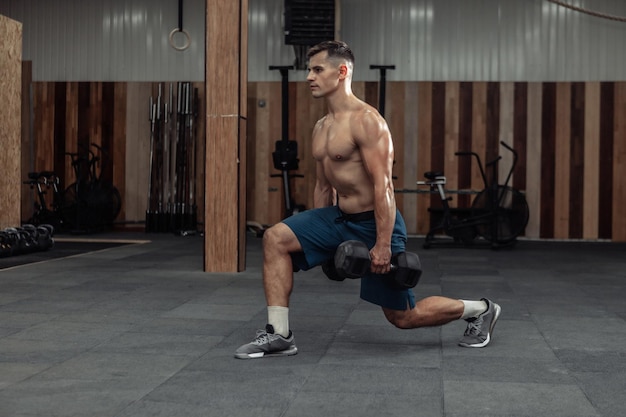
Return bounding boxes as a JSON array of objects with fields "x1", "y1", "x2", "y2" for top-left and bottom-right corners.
[
  {"x1": 263, "y1": 223, "x2": 287, "y2": 246},
  {"x1": 263, "y1": 223, "x2": 300, "y2": 253},
  {"x1": 262, "y1": 224, "x2": 280, "y2": 247}
]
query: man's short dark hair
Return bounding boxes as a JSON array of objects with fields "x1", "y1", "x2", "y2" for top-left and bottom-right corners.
[{"x1": 307, "y1": 40, "x2": 355, "y2": 65}]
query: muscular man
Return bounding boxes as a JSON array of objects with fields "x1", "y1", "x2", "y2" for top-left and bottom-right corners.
[{"x1": 235, "y1": 41, "x2": 500, "y2": 359}]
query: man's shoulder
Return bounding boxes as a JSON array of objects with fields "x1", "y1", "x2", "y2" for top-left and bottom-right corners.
[
  {"x1": 350, "y1": 104, "x2": 386, "y2": 130},
  {"x1": 315, "y1": 113, "x2": 330, "y2": 124},
  {"x1": 312, "y1": 115, "x2": 328, "y2": 132},
  {"x1": 349, "y1": 103, "x2": 391, "y2": 144},
  {"x1": 350, "y1": 100, "x2": 382, "y2": 121}
]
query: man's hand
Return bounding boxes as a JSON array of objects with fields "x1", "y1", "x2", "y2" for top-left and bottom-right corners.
[{"x1": 369, "y1": 244, "x2": 392, "y2": 274}]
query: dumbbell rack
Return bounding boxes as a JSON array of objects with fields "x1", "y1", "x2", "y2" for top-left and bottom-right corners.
[{"x1": 0, "y1": 224, "x2": 55, "y2": 258}]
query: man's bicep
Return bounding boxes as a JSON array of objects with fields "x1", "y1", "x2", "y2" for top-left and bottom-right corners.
[
  {"x1": 357, "y1": 112, "x2": 393, "y2": 154},
  {"x1": 358, "y1": 122, "x2": 394, "y2": 182}
]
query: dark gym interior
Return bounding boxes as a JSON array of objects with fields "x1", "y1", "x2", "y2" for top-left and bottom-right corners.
[{"x1": 1, "y1": 1, "x2": 625, "y2": 416}]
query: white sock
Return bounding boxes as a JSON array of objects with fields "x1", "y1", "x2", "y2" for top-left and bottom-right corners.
[
  {"x1": 267, "y1": 306, "x2": 289, "y2": 337},
  {"x1": 460, "y1": 299, "x2": 488, "y2": 320}
]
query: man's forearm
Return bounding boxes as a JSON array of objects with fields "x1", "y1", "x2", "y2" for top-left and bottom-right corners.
[{"x1": 374, "y1": 186, "x2": 396, "y2": 246}]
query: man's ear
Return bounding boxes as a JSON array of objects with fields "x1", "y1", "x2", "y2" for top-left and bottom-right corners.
[{"x1": 338, "y1": 64, "x2": 348, "y2": 79}]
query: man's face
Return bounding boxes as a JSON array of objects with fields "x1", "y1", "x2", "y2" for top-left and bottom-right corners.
[{"x1": 306, "y1": 51, "x2": 342, "y2": 98}]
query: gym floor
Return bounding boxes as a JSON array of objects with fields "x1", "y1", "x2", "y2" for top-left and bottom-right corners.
[{"x1": 0, "y1": 232, "x2": 624, "y2": 417}]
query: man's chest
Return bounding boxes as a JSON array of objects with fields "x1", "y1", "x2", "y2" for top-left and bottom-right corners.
[{"x1": 313, "y1": 119, "x2": 358, "y2": 162}]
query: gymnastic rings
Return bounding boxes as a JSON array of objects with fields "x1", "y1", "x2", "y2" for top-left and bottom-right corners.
[{"x1": 169, "y1": 28, "x2": 191, "y2": 51}]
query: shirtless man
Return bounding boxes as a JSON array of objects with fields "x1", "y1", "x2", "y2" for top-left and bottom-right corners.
[{"x1": 235, "y1": 41, "x2": 500, "y2": 359}]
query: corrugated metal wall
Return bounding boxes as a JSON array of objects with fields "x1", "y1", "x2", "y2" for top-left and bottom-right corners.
[
  {"x1": 252, "y1": 0, "x2": 626, "y2": 82},
  {"x1": 0, "y1": 0, "x2": 206, "y2": 81},
  {"x1": 2, "y1": 0, "x2": 626, "y2": 81}
]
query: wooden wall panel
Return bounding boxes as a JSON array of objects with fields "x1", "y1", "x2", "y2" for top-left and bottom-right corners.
[
  {"x1": 583, "y1": 82, "x2": 600, "y2": 239},
  {"x1": 387, "y1": 82, "x2": 406, "y2": 212},
  {"x1": 101, "y1": 82, "x2": 115, "y2": 182},
  {"x1": 540, "y1": 83, "x2": 556, "y2": 238},
  {"x1": 569, "y1": 82, "x2": 585, "y2": 239},
  {"x1": 124, "y1": 82, "x2": 151, "y2": 223},
  {"x1": 430, "y1": 82, "x2": 446, "y2": 194},
  {"x1": 292, "y1": 83, "x2": 308, "y2": 211},
  {"x1": 499, "y1": 83, "x2": 514, "y2": 187},
  {"x1": 512, "y1": 82, "x2": 528, "y2": 192},
  {"x1": 486, "y1": 82, "x2": 500, "y2": 171},
  {"x1": 0, "y1": 15, "x2": 22, "y2": 228},
  {"x1": 613, "y1": 82, "x2": 626, "y2": 241},
  {"x1": 27, "y1": 81, "x2": 204, "y2": 229},
  {"x1": 598, "y1": 82, "x2": 614, "y2": 239},
  {"x1": 457, "y1": 82, "x2": 473, "y2": 208},
  {"x1": 267, "y1": 81, "x2": 284, "y2": 223},
  {"x1": 245, "y1": 84, "x2": 259, "y2": 224},
  {"x1": 464, "y1": 82, "x2": 487, "y2": 190},
  {"x1": 89, "y1": 82, "x2": 103, "y2": 148},
  {"x1": 20, "y1": 61, "x2": 33, "y2": 221},
  {"x1": 421, "y1": 82, "x2": 446, "y2": 228},
  {"x1": 193, "y1": 81, "x2": 207, "y2": 228},
  {"x1": 254, "y1": 82, "x2": 269, "y2": 224},
  {"x1": 32, "y1": 84, "x2": 55, "y2": 180},
  {"x1": 402, "y1": 82, "x2": 419, "y2": 233},
  {"x1": 471, "y1": 83, "x2": 488, "y2": 191},
  {"x1": 525, "y1": 83, "x2": 542, "y2": 239},
  {"x1": 247, "y1": 82, "x2": 276, "y2": 225},
  {"x1": 22, "y1": 79, "x2": 626, "y2": 242},
  {"x1": 416, "y1": 83, "x2": 432, "y2": 235},
  {"x1": 554, "y1": 83, "x2": 571, "y2": 238},
  {"x1": 112, "y1": 83, "x2": 127, "y2": 220},
  {"x1": 444, "y1": 82, "x2": 460, "y2": 193},
  {"x1": 76, "y1": 83, "x2": 90, "y2": 158},
  {"x1": 64, "y1": 83, "x2": 79, "y2": 185}
]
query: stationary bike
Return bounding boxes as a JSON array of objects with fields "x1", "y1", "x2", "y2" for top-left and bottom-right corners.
[
  {"x1": 23, "y1": 171, "x2": 64, "y2": 231},
  {"x1": 418, "y1": 141, "x2": 529, "y2": 249}
]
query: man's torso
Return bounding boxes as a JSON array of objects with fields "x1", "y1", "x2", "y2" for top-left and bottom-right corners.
[{"x1": 312, "y1": 104, "x2": 378, "y2": 214}]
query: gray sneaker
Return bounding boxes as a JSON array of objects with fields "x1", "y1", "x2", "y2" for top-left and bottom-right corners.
[
  {"x1": 234, "y1": 324, "x2": 298, "y2": 359},
  {"x1": 458, "y1": 298, "x2": 501, "y2": 348}
]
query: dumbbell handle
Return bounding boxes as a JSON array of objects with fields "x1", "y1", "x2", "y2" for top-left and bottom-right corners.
[
  {"x1": 332, "y1": 241, "x2": 423, "y2": 288},
  {"x1": 362, "y1": 256, "x2": 403, "y2": 274},
  {"x1": 322, "y1": 257, "x2": 397, "y2": 282}
]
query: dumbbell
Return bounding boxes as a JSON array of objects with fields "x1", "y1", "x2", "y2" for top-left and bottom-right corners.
[
  {"x1": 36, "y1": 225, "x2": 55, "y2": 251},
  {"x1": 322, "y1": 240, "x2": 422, "y2": 289},
  {"x1": 4, "y1": 227, "x2": 32, "y2": 254},
  {"x1": 21, "y1": 224, "x2": 40, "y2": 251},
  {"x1": 0, "y1": 231, "x2": 13, "y2": 257}
]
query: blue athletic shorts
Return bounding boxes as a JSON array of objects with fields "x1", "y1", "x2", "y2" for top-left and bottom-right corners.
[{"x1": 282, "y1": 206, "x2": 416, "y2": 311}]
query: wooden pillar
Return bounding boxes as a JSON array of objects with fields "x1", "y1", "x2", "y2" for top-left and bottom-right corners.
[
  {"x1": 204, "y1": 0, "x2": 248, "y2": 272},
  {"x1": 20, "y1": 61, "x2": 33, "y2": 222},
  {"x1": 0, "y1": 15, "x2": 22, "y2": 229}
]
